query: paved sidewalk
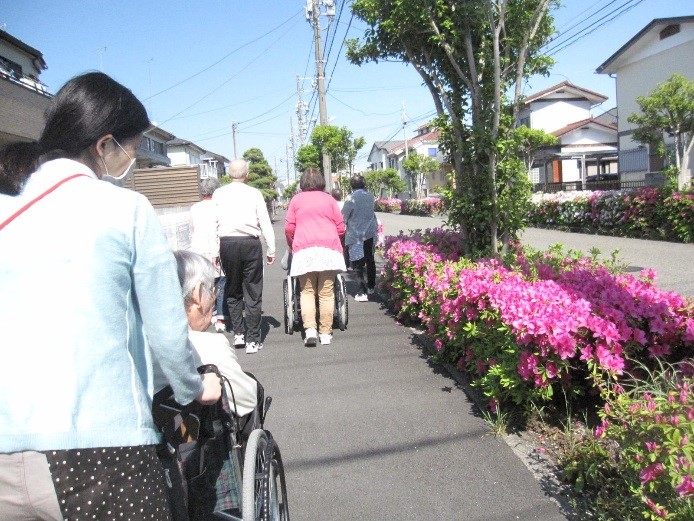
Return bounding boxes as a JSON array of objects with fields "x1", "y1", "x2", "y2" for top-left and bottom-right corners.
[{"x1": 238, "y1": 212, "x2": 572, "y2": 521}]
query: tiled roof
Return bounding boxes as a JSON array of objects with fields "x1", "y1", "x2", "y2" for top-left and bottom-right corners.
[
  {"x1": 524, "y1": 81, "x2": 607, "y2": 104},
  {"x1": 551, "y1": 118, "x2": 617, "y2": 137}
]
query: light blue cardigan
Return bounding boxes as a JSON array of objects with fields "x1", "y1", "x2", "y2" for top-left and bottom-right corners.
[{"x1": 0, "y1": 159, "x2": 203, "y2": 452}]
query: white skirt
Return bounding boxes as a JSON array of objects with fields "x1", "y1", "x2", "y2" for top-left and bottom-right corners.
[{"x1": 289, "y1": 246, "x2": 346, "y2": 277}]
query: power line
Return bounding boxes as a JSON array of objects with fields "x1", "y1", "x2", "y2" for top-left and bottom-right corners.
[
  {"x1": 144, "y1": 9, "x2": 302, "y2": 101},
  {"x1": 159, "y1": 19, "x2": 299, "y2": 124},
  {"x1": 545, "y1": 0, "x2": 645, "y2": 56},
  {"x1": 326, "y1": 11, "x2": 353, "y2": 93},
  {"x1": 327, "y1": 92, "x2": 401, "y2": 116}
]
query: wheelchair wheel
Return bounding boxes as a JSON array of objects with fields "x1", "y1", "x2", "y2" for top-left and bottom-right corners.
[
  {"x1": 242, "y1": 430, "x2": 289, "y2": 521},
  {"x1": 242, "y1": 429, "x2": 268, "y2": 520},
  {"x1": 283, "y1": 277, "x2": 294, "y2": 335},
  {"x1": 335, "y1": 273, "x2": 348, "y2": 331},
  {"x1": 266, "y1": 440, "x2": 289, "y2": 521}
]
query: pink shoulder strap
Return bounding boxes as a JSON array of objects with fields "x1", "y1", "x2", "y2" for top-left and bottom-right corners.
[{"x1": 0, "y1": 174, "x2": 88, "y2": 231}]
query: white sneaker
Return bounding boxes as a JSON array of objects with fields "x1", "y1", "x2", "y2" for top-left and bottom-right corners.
[
  {"x1": 304, "y1": 328, "x2": 317, "y2": 346},
  {"x1": 367, "y1": 288, "x2": 375, "y2": 295},
  {"x1": 245, "y1": 342, "x2": 261, "y2": 354},
  {"x1": 214, "y1": 320, "x2": 226, "y2": 333},
  {"x1": 354, "y1": 293, "x2": 368, "y2": 302},
  {"x1": 319, "y1": 333, "x2": 332, "y2": 345},
  {"x1": 233, "y1": 334, "x2": 245, "y2": 347}
]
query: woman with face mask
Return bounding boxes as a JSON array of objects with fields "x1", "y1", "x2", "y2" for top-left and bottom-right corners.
[{"x1": 0, "y1": 72, "x2": 221, "y2": 521}]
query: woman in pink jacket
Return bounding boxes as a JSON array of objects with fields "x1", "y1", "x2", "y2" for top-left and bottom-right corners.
[{"x1": 285, "y1": 168, "x2": 346, "y2": 346}]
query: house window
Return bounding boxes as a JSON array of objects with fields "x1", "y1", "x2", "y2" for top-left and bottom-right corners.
[
  {"x1": 0, "y1": 55, "x2": 23, "y2": 79},
  {"x1": 388, "y1": 157, "x2": 397, "y2": 169},
  {"x1": 519, "y1": 116, "x2": 530, "y2": 128},
  {"x1": 660, "y1": 24, "x2": 680, "y2": 40},
  {"x1": 428, "y1": 147, "x2": 437, "y2": 157}
]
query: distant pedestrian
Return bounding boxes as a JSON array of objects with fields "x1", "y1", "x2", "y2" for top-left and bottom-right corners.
[
  {"x1": 213, "y1": 159, "x2": 276, "y2": 354},
  {"x1": 342, "y1": 174, "x2": 378, "y2": 302},
  {"x1": 189, "y1": 176, "x2": 227, "y2": 332},
  {"x1": 285, "y1": 167, "x2": 346, "y2": 346},
  {"x1": 331, "y1": 187, "x2": 350, "y2": 269}
]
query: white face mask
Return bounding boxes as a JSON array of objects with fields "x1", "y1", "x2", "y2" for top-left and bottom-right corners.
[{"x1": 101, "y1": 138, "x2": 136, "y2": 182}]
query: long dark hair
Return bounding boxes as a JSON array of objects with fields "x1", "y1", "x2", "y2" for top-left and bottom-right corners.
[{"x1": 0, "y1": 72, "x2": 149, "y2": 195}]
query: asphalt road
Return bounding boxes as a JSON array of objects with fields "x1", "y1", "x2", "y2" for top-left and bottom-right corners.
[
  {"x1": 236, "y1": 211, "x2": 581, "y2": 521},
  {"x1": 376, "y1": 212, "x2": 694, "y2": 299}
]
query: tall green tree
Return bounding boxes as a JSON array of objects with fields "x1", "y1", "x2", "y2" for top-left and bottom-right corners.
[
  {"x1": 305, "y1": 125, "x2": 366, "y2": 176},
  {"x1": 628, "y1": 74, "x2": 694, "y2": 191},
  {"x1": 242, "y1": 147, "x2": 277, "y2": 201},
  {"x1": 402, "y1": 152, "x2": 440, "y2": 199},
  {"x1": 294, "y1": 144, "x2": 320, "y2": 173},
  {"x1": 347, "y1": 0, "x2": 557, "y2": 256},
  {"x1": 365, "y1": 168, "x2": 407, "y2": 198}
]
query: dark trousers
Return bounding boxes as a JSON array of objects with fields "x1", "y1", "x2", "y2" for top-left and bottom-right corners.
[
  {"x1": 220, "y1": 236, "x2": 264, "y2": 343},
  {"x1": 352, "y1": 237, "x2": 375, "y2": 293}
]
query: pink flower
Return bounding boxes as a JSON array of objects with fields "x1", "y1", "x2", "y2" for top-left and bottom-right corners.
[
  {"x1": 639, "y1": 462, "x2": 665, "y2": 484},
  {"x1": 676, "y1": 475, "x2": 694, "y2": 496},
  {"x1": 518, "y1": 351, "x2": 538, "y2": 381},
  {"x1": 644, "y1": 497, "x2": 668, "y2": 518}
]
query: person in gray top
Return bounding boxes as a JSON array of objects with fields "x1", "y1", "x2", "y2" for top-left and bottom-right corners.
[{"x1": 342, "y1": 174, "x2": 378, "y2": 302}]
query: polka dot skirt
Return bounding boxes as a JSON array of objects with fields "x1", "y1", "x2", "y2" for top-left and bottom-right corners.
[{"x1": 43, "y1": 445, "x2": 172, "y2": 521}]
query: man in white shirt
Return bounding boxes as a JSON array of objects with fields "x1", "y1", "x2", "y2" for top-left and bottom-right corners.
[{"x1": 213, "y1": 159, "x2": 275, "y2": 354}]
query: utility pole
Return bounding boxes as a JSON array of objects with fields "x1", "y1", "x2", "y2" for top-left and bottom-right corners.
[
  {"x1": 306, "y1": 0, "x2": 335, "y2": 190},
  {"x1": 285, "y1": 143, "x2": 291, "y2": 186},
  {"x1": 231, "y1": 121, "x2": 238, "y2": 159},
  {"x1": 296, "y1": 76, "x2": 308, "y2": 146},
  {"x1": 402, "y1": 101, "x2": 411, "y2": 198},
  {"x1": 289, "y1": 116, "x2": 297, "y2": 182}
]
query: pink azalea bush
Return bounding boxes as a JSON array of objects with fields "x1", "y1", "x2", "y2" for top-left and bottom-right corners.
[
  {"x1": 382, "y1": 228, "x2": 694, "y2": 406},
  {"x1": 382, "y1": 227, "x2": 694, "y2": 518},
  {"x1": 528, "y1": 188, "x2": 694, "y2": 243},
  {"x1": 401, "y1": 197, "x2": 445, "y2": 216},
  {"x1": 375, "y1": 198, "x2": 403, "y2": 213},
  {"x1": 566, "y1": 373, "x2": 694, "y2": 519}
]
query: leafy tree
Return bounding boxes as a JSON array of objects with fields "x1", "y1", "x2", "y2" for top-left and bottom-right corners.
[
  {"x1": 242, "y1": 148, "x2": 277, "y2": 201},
  {"x1": 402, "y1": 152, "x2": 440, "y2": 199},
  {"x1": 365, "y1": 168, "x2": 407, "y2": 198},
  {"x1": 283, "y1": 181, "x2": 299, "y2": 200},
  {"x1": 628, "y1": 74, "x2": 694, "y2": 191},
  {"x1": 307, "y1": 125, "x2": 366, "y2": 176},
  {"x1": 511, "y1": 125, "x2": 558, "y2": 175},
  {"x1": 295, "y1": 144, "x2": 320, "y2": 172},
  {"x1": 347, "y1": 0, "x2": 557, "y2": 256}
]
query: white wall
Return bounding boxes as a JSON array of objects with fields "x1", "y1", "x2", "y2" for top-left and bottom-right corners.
[
  {"x1": 614, "y1": 27, "x2": 694, "y2": 178},
  {"x1": 0, "y1": 41, "x2": 41, "y2": 77},
  {"x1": 530, "y1": 100, "x2": 592, "y2": 132}
]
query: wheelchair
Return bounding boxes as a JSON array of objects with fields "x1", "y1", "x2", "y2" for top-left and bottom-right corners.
[
  {"x1": 282, "y1": 272, "x2": 348, "y2": 335},
  {"x1": 153, "y1": 365, "x2": 289, "y2": 521}
]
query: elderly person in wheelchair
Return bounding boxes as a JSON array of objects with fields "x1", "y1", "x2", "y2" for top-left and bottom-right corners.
[
  {"x1": 154, "y1": 249, "x2": 258, "y2": 422},
  {"x1": 153, "y1": 250, "x2": 288, "y2": 521}
]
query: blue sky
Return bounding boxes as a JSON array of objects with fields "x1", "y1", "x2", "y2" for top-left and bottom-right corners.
[{"x1": 1, "y1": 0, "x2": 692, "y2": 177}]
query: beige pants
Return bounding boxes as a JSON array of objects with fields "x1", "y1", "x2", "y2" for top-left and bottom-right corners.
[
  {"x1": 299, "y1": 270, "x2": 336, "y2": 334},
  {"x1": 0, "y1": 451, "x2": 63, "y2": 521}
]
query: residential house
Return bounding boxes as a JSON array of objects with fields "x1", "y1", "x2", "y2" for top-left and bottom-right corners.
[
  {"x1": 0, "y1": 29, "x2": 51, "y2": 147},
  {"x1": 518, "y1": 81, "x2": 617, "y2": 187},
  {"x1": 166, "y1": 138, "x2": 206, "y2": 169},
  {"x1": 597, "y1": 16, "x2": 694, "y2": 183},
  {"x1": 367, "y1": 123, "x2": 445, "y2": 198},
  {"x1": 137, "y1": 125, "x2": 175, "y2": 168},
  {"x1": 200, "y1": 151, "x2": 229, "y2": 178},
  {"x1": 367, "y1": 140, "x2": 403, "y2": 171}
]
